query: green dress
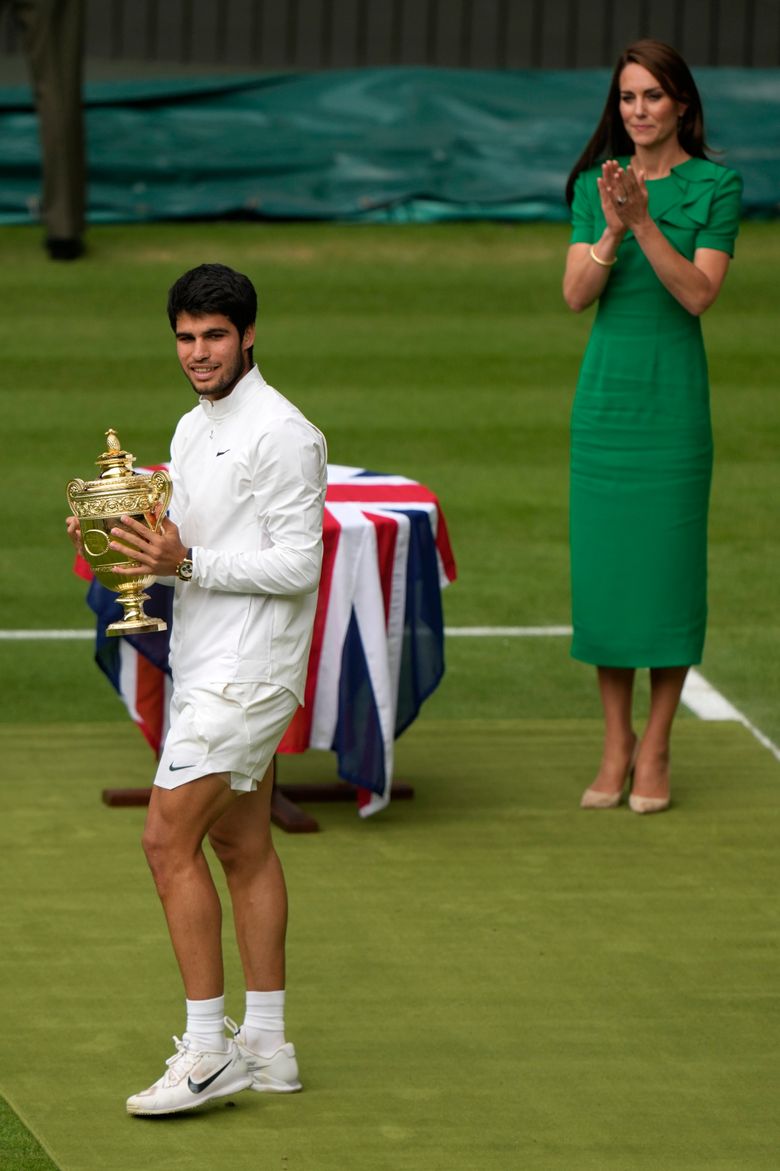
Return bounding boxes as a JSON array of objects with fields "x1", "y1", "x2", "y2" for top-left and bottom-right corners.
[{"x1": 569, "y1": 157, "x2": 742, "y2": 667}]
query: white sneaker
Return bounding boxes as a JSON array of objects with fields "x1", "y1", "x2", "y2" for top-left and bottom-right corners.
[
  {"x1": 226, "y1": 1016, "x2": 302, "y2": 1093},
  {"x1": 126, "y1": 1034, "x2": 252, "y2": 1116}
]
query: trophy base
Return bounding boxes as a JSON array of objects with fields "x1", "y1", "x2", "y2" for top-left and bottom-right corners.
[
  {"x1": 106, "y1": 616, "x2": 168, "y2": 636},
  {"x1": 105, "y1": 588, "x2": 167, "y2": 636}
]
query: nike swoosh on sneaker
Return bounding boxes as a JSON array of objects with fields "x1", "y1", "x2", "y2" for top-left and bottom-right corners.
[
  {"x1": 188, "y1": 1061, "x2": 232, "y2": 1094},
  {"x1": 168, "y1": 762, "x2": 195, "y2": 772}
]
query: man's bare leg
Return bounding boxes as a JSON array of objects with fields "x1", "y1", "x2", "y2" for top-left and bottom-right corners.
[
  {"x1": 126, "y1": 774, "x2": 254, "y2": 1116},
  {"x1": 207, "y1": 762, "x2": 286, "y2": 990},
  {"x1": 207, "y1": 764, "x2": 301, "y2": 1092},
  {"x1": 142, "y1": 773, "x2": 237, "y2": 999}
]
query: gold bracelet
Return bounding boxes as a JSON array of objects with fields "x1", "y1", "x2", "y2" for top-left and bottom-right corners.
[{"x1": 589, "y1": 245, "x2": 617, "y2": 267}]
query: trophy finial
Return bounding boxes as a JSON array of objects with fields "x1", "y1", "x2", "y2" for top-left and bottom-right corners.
[{"x1": 96, "y1": 429, "x2": 135, "y2": 478}]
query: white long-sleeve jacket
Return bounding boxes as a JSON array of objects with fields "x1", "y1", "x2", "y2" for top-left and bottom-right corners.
[{"x1": 167, "y1": 365, "x2": 327, "y2": 702}]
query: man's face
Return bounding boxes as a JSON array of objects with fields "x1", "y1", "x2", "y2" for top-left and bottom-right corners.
[{"x1": 174, "y1": 312, "x2": 255, "y2": 401}]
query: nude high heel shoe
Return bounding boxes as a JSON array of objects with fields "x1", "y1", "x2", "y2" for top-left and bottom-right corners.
[
  {"x1": 579, "y1": 785, "x2": 624, "y2": 810},
  {"x1": 580, "y1": 737, "x2": 638, "y2": 810},
  {"x1": 628, "y1": 792, "x2": 671, "y2": 814},
  {"x1": 628, "y1": 757, "x2": 671, "y2": 814}
]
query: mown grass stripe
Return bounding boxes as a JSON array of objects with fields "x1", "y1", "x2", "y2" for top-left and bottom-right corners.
[{"x1": 3, "y1": 628, "x2": 778, "y2": 763}]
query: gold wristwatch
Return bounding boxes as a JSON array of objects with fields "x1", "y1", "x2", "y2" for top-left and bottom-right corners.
[{"x1": 175, "y1": 550, "x2": 194, "y2": 582}]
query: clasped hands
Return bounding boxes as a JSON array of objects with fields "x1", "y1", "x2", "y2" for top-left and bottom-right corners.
[
  {"x1": 597, "y1": 159, "x2": 649, "y2": 232},
  {"x1": 65, "y1": 507, "x2": 188, "y2": 578}
]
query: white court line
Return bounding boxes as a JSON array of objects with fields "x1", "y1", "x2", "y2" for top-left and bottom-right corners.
[
  {"x1": 3, "y1": 626, "x2": 779, "y2": 763},
  {"x1": 0, "y1": 630, "x2": 93, "y2": 640},
  {"x1": 448, "y1": 626, "x2": 780, "y2": 764},
  {"x1": 680, "y1": 668, "x2": 743, "y2": 721},
  {"x1": 682, "y1": 668, "x2": 780, "y2": 763}
]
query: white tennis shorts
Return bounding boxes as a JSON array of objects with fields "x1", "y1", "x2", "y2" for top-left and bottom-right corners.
[{"x1": 154, "y1": 681, "x2": 300, "y2": 792}]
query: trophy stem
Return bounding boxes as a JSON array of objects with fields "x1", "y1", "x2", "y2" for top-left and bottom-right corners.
[{"x1": 106, "y1": 591, "x2": 168, "y2": 636}]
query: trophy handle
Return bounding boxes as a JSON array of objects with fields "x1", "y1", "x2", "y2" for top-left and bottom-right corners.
[
  {"x1": 66, "y1": 478, "x2": 86, "y2": 516},
  {"x1": 146, "y1": 470, "x2": 173, "y2": 531}
]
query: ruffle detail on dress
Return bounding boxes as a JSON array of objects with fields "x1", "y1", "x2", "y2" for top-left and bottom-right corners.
[{"x1": 650, "y1": 158, "x2": 720, "y2": 229}]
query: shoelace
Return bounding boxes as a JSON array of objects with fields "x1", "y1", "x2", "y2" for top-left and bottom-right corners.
[{"x1": 162, "y1": 1036, "x2": 201, "y2": 1086}]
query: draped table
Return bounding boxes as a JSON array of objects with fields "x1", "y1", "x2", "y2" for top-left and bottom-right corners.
[{"x1": 78, "y1": 465, "x2": 456, "y2": 829}]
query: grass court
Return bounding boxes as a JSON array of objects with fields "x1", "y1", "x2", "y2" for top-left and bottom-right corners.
[{"x1": 1, "y1": 221, "x2": 778, "y2": 1170}]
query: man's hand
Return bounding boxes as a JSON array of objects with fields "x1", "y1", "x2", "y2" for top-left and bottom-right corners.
[
  {"x1": 65, "y1": 515, "x2": 85, "y2": 557},
  {"x1": 109, "y1": 514, "x2": 188, "y2": 578}
]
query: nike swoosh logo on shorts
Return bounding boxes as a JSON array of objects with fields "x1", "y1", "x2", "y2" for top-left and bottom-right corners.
[
  {"x1": 168, "y1": 762, "x2": 195, "y2": 772},
  {"x1": 188, "y1": 1061, "x2": 231, "y2": 1095}
]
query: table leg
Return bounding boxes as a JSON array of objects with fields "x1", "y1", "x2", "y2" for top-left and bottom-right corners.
[
  {"x1": 100, "y1": 762, "x2": 413, "y2": 830},
  {"x1": 100, "y1": 781, "x2": 322, "y2": 832}
]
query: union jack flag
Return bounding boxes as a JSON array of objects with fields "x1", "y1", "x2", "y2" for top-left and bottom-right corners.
[{"x1": 77, "y1": 465, "x2": 456, "y2": 816}]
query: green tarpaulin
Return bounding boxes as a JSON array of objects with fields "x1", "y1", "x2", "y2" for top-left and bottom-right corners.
[{"x1": 1, "y1": 67, "x2": 778, "y2": 224}]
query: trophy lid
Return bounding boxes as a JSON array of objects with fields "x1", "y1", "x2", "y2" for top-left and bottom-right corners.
[{"x1": 95, "y1": 429, "x2": 136, "y2": 479}]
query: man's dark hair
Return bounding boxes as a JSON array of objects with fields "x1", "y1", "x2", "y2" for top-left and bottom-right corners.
[{"x1": 167, "y1": 263, "x2": 257, "y2": 337}]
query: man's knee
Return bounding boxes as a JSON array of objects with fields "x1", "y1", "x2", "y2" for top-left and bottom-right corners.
[
  {"x1": 142, "y1": 774, "x2": 235, "y2": 881},
  {"x1": 208, "y1": 824, "x2": 272, "y2": 875},
  {"x1": 141, "y1": 821, "x2": 173, "y2": 887},
  {"x1": 208, "y1": 824, "x2": 244, "y2": 870},
  {"x1": 141, "y1": 818, "x2": 202, "y2": 893}
]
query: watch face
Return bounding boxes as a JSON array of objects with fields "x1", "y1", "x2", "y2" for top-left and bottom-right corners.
[{"x1": 178, "y1": 559, "x2": 193, "y2": 581}]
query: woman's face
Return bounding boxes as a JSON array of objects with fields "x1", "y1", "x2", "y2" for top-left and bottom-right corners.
[{"x1": 618, "y1": 62, "x2": 687, "y2": 151}]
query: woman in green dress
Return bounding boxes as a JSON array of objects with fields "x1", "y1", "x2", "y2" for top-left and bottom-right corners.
[{"x1": 563, "y1": 40, "x2": 742, "y2": 813}]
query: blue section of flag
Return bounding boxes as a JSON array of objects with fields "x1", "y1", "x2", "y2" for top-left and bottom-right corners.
[
  {"x1": 86, "y1": 578, "x2": 122, "y2": 690},
  {"x1": 125, "y1": 586, "x2": 173, "y2": 675},
  {"x1": 392, "y1": 507, "x2": 445, "y2": 737},
  {"x1": 86, "y1": 578, "x2": 173, "y2": 687},
  {"x1": 331, "y1": 609, "x2": 386, "y2": 795}
]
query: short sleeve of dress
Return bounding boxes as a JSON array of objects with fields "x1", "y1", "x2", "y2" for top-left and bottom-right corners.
[
  {"x1": 569, "y1": 170, "x2": 598, "y2": 245},
  {"x1": 695, "y1": 168, "x2": 742, "y2": 256}
]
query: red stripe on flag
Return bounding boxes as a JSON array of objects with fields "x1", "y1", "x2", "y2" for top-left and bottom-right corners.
[
  {"x1": 74, "y1": 554, "x2": 92, "y2": 582},
  {"x1": 325, "y1": 484, "x2": 438, "y2": 503},
  {"x1": 356, "y1": 786, "x2": 372, "y2": 811},
  {"x1": 277, "y1": 506, "x2": 342, "y2": 754},
  {"x1": 135, "y1": 655, "x2": 167, "y2": 756},
  {"x1": 324, "y1": 483, "x2": 456, "y2": 582},
  {"x1": 434, "y1": 510, "x2": 457, "y2": 582},
  {"x1": 364, "y1": 511, "x2": 398, "y2": 625}
]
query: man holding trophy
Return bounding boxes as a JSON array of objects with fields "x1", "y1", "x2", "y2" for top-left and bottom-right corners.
[{"x1": 67, "y1": 264, "x2": 327, "y2": 1115}]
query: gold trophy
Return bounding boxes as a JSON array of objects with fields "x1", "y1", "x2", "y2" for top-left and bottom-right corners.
[{"x1": 67, "y1": 430, "x2": 173, "y2": 635}]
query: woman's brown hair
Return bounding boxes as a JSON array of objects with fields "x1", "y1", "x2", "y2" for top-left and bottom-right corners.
[{"x1": 565, "y1": 39, "x2": 709, "y2": 205}]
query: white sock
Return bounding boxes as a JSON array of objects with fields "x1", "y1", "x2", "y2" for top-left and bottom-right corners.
[
  {"x1": 243, "y1": 990, "x2": 286, "y2": 1056},
  {"x1": 185, "y1": 995, "x2": 228, "y2": 1052}
]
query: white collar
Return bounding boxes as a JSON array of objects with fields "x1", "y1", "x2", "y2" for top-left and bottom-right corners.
[{"x1": 197, "y1": 365, "x2": 266, "y2": 419}]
